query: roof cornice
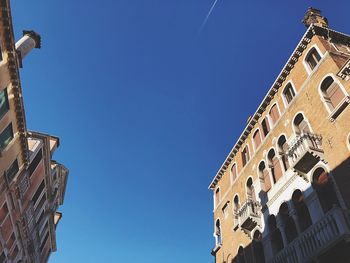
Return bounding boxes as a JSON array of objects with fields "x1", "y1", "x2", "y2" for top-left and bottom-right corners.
[{"x1": 208, "y1": 25, "x2": 350, "y2": 190}]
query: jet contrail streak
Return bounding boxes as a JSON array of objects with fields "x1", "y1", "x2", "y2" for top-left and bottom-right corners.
[{"x1": 199, "y1": 0, "x2": 220, "y2": 34}]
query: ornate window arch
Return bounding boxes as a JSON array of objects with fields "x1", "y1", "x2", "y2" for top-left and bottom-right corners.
[
  {"x1": 292, "y1": 189, "x2": 312, "y2": 232},
  {"x1": 215, "y1": 218, "x2": 222, "y2": 245},
  {"x1": 311, "y1": 167, "x2": 339, "y2": 213},
  {"x1": 268, "y1": 215, "x2": 284, "y2": 254},
  {"x1": 267, "y1": 148, "x2": 283, "y2": 183},
  {"x1": 277, "y1": 135, "x2": 289, "y2": 171},
  {"x1": 246, "y1": 177, "x2": 255, "y2": 200},
  {"x1": 278, "y1": 202, "x2": 298, "y2": 244}
]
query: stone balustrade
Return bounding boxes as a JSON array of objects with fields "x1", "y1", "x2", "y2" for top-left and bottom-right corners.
[
  {"x1": 287, "y1": 133, "x2": 323, "y2": 174},
  {"x1": 268, "y1": 207, "x2": 350, "y2": 263}
]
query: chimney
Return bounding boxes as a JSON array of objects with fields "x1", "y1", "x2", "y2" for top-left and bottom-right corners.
[
  {"x1": 302, "y1": 7, "x2": 328, "y2": 28},
  {"x1": 15, "y1": 30, "x2": 41, "y2": 67}
]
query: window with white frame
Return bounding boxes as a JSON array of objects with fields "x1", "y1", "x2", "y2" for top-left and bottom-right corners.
[
  {"x1": 222, "y1": 201, "x2": 229, "y2": 219},
  {"x1": 261, "y1": 117, "x2": 270, "y2": 137},
  {"x1": 269, "y1": 104, "x2": 280, "y2": 126},
  {"x1": 253, "y1": 129, "x2": 262, "y2": 150},
  {"x1": 283, "y1": 83, "x2": 296, "y2": 105},
  {"x1": 320, "y1": 76, "x2": 347, "y2": 112},
  {"x1": 241, "y1": 145, "x2": 250, "y2": 167},
  {"x1": 231, "y1": 163, "x2": 237, "y2": 182},
  {"x1": 305, "y1": 47, "x2": 321, "y2": 71},
  {"x1": 215, "y1": 188, "x2": 220, "y2": 207}
]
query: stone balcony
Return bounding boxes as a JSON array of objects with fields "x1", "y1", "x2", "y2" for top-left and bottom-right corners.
[
  {"x1": 268, "y1": 207, "x2": 350, "y2": 263},
  {"x1": 237, "y1": 200, "x2": 262, "y2": 233},
  {"x1": 287, "y1": 133, "x2": 324, "y2": 174}
]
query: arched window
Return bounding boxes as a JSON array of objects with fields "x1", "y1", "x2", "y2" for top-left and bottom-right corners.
[
  {"x1": 277, "y1": 135, "x2": 289, "y2": 171},
  {"x1": 279, "y1": 202, "x2": 298, "y2": 244},
  {"x1": 283, "y1": 83, "x2": 296, "y2": 105},
  {"x1": 215, "y1": 188, "x2": 220, "y2": 207},
  {"x1": 268, "y1": 215, "x2": 284, "y2": 254},
  {"x1": 292, "y1": 190, "x2": 312, "y2": 232},
  {"x1": 261, "y1": 117, "x2": 270, "y2": 137},
  {"x1": 237, "y1": 246, "x2": 246, "y2": 263},
  {"x1": 215, "y1": 219, "x2": 222, "y2": 245},
  {"x1": 242, "y1": 145, "x2": 250, "y2": 167},
  {"x1": 305, "y1": 47, "x2": 321, "y2": 71},
  {"x1": 233, "y1": 195, "x2": 240, "y2": 214},
  {"x1": 312, "y1": 167, "x2": 339, "y2": 213},
  {"x1": 233, "y1": 195, "x2": 240, "y2": 227},
  {"x1": 293, "y1": 113, "x2": 311, "y2": 134},
  {"x1": 253, "y1": 130, "x2": 262, "y2": 150},
  {"x1": 246, "y1": 177, "x2": 255, "y2": 200},
  {"x1": 268, "y1": 149, "x2": 283, "y2": 183},
  {"x1": 269, "y1": 104, "x2": 280, "y2": 126},
  {"x1": 252, "y1": 230, "x2": 265, "y2": 263},
  {"x1": 258, "y1": 161, "x2": 271, "y2": 192},
  {"x1": 320, "y1": 76, "x2": 346, "y2": 111},
  {"x1": 231, "y1": 164, "x2": 237, "y2": 182}
]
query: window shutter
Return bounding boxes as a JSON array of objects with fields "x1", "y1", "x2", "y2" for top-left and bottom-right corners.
[{"x1": 328, "y1": 82, "x2": 345, "y2": 108}]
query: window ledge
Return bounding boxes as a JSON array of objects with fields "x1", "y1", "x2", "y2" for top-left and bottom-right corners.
[{"x1": 329, "y1": 96, "x2": 350, "y2": 122}]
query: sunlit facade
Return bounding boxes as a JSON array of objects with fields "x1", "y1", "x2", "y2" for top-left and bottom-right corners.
[
  {"x1": 209, "y1": 8, "x2": 350, "y2": 263},
  {"x1": 0, "y1": 0, "x2": 68, "y2": 262}
]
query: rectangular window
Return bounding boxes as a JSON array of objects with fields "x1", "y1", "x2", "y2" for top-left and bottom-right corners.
[
  {"x1": 0, "y1": 88, "x2": 9, "y2": 120},
  {"x1": 29, "y1": 149, "x2": 43, "y2": 177},
  {"x1": 32, "y1": 180, "x2": 45, "y2": 206},
  {"x1": 6, "y1": 159, "x2": 19, "y2": 183},
  {"x1": 40, "y1": 231, "x2": 49, "y2": 252},
  {"x1": 0, "y1": 202, "x2": 8, "y2": 223},
  {"x1": 0, "y1": 123, "x2": 13, "y2": 150},
  {"x1": 35, "y1": 191, "x2": 47, "y2": 213}
]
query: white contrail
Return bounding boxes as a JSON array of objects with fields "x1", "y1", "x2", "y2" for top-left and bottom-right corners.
[{"x1": 199, "y1": 0, "x2": 220, "y2": 34}]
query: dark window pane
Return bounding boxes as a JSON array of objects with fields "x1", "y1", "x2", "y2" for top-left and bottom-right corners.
[
  {"x1": 6, "y1": 159, "x2": 19, "y2": 183},
  {"x1": 0, "y1": 88, "x2": 9, "y2": 119},
  {"x1": 32, "y1": 180, "x2": 45, "y2": 205},
  {"x1": 29, "y1": 150, "x2": 43, "y2": 177},
  {"x1": 262, "y1": 118, "x2": 270, "y2": 137},
  {"x1": 0, "y1": 123, "x2": 13, "y2": 150}
]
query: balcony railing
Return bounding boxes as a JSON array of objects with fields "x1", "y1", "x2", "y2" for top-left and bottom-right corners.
[
  {"x1": 287, "y1": 133, "x2": 323, "y2": 174},
  {"x1": 237, "y1": 200, "x2": 261, "y2": 232},
  {"x1": 268, "y1": 207, "x2": 350, "y2": 263}
]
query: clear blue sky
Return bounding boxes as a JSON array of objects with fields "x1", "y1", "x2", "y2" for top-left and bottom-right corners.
[{"x1": 10, "y1": 1, "x2": 350, "y2": 262}]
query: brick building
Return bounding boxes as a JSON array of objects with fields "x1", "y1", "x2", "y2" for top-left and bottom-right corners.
[
  {"x1": 0, "y1": 0, "x2": 68, "y2": 262},
  {"x1": 209, "y1": 8, "x2": 350, "y2": 263}
]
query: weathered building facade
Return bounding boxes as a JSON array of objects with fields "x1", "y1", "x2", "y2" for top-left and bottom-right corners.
[
  {"x1": 0, "y1": 0, "x2": 68, "y2": 262},
  {"x1": 209, "y1": 8, "x2": 350, "y2": 263}
]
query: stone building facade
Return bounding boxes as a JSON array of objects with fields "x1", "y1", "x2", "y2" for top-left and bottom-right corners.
[
  {"x1": 209, "y1": 8, "x2": 350, "y2": 263},
  {"x1": 0, "y1": 0, "x2": 68, "y2": 262}
]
